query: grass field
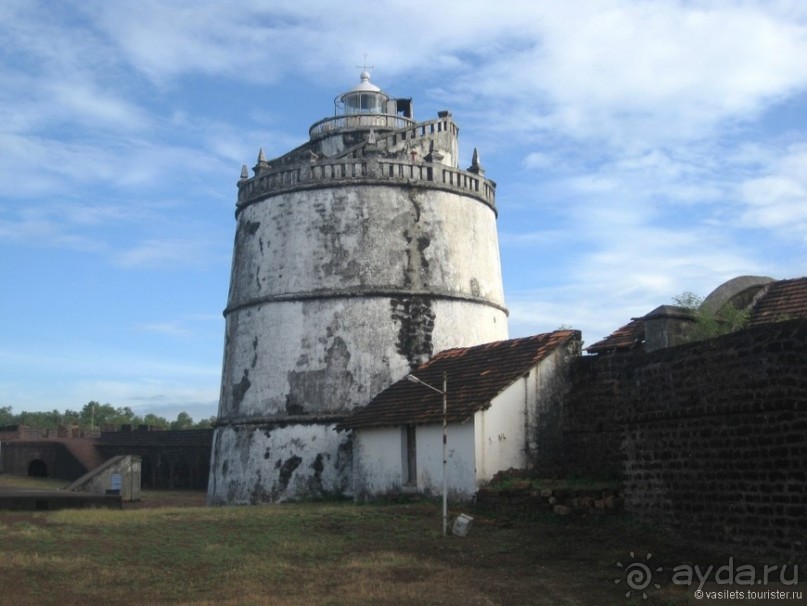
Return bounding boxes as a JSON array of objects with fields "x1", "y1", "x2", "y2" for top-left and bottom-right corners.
[{"x1": 0, "y1": 474, "x2": 776, "y2": 605}]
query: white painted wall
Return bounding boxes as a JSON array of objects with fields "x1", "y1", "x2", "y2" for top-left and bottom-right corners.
[
  {"x1": 352, "y1": 426, "x2": 404, "y2": 498},
  {"x1": 474, "y1": 374, "x2": 529, "y2": 483},
  {"x1": 220, "y1": 181, "x2": 508, "y2": 419},
  {"x1": 230, "y1": 185, "x2": 504, "y2": 304},
  {"x1": 353, "y1": 421, "x2": 477, "y2": 500},
  {"x1": 218, "y1": 297, "x2": 508, "y2": 420},
  {"x1": 416, "y1": 422, "x2": 476, "y2": 499}
]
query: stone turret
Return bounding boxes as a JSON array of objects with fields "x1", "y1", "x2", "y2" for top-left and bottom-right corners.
[{"x1": 208, "y1": 71, "x2": 508, "y2": 504}]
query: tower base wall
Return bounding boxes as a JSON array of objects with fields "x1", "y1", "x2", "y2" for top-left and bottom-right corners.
[{"x1": 207, "y1": 422, "x2": 352, "y2": 504}]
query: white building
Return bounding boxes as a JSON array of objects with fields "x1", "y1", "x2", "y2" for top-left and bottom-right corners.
[{"x1": 341, "y1": 331, "x2": 581, "y2": 500}]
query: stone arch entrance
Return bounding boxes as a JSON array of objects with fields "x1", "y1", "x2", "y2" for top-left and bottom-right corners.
[{"x1": 28, "y1": 459, "x2": 48, "y2": 477}]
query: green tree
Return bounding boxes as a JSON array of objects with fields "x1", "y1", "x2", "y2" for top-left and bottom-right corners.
[
  {"x1": 62, "y1": 409, "x2": 81, "y2": 425},
  {"x1": 672, "y1": 291, "x2": 701, "y2": 310},
  {"x1": 0, "y1": 403, "x2": 213, "y2": 432},
  {"x1": 0, "y1": 405, "x2": 15, "y2": 426},
  {"x1": 193, "y1": 416, "x2": 217, "y2": 429},
  {"x1": 17, "y1": 409, "x2": 64, "y2": 431},
  {"x1": 80, "y1": 402, "x2": 142, "y2": 429},
  {"x1": 142, "y1": 413, "x2": 170, "y2": 429},
  {"x1": 673, "y1": 291, "x2": 750, "y2": 343},
  {"x1": 171, "y1": 411, "x2": 195, "y2": 430}
]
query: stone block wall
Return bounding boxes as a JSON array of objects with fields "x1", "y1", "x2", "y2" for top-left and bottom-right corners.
[
  {"x1": 561, "y1": 319, "x2": 807, "y2": 563},
  {"x1": 556, "y1": 352, "x2": 636, "y2": 479},
  {"x1": 98, "y1": 428, "x2": 212, "y2": 490},
  {"x1": 622, "y1": 319, "x2": 806, "y2": 563},
  {"x1": 625, "y1": 408, "x2": 805, "y2": 562}
]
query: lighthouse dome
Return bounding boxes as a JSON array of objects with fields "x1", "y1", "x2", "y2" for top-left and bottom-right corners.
[
  {"x1": 352, "y1": 70, "x2": 381, "y2": 93},
  {"x1": 339, "y1": 70, "x2": 388, "y2": 115}
]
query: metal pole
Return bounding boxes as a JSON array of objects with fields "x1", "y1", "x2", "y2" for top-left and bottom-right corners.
[
  {"x1": 442, "y1": 371, "x2": 447, "y2": 537},
  {"x1": 405, "y1": 372, "x2": 449, "y2": 538}
]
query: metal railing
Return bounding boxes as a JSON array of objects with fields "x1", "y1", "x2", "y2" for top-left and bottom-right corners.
[{"x1": 308, "y1": 113, "x2": 416, "y2": 139}]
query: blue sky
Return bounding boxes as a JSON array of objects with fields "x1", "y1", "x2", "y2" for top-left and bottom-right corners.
[{"x1": 2, "y1": 1, "x2": 806, "y2": 421}]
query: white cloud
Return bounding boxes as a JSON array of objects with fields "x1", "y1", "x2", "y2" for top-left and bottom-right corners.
[
  {"x1": 0, "y1": 133, "x2": 225, "y2": 198},
  {"x1": 132, "y1": 313, "x2": 221, "y2": 337},
  {"x1": 133, "y1": 323, "x2": 192, "y2": 337},
  {"x1": 501, "y1": 165, "x2": 770, "y2": 344},
  {"x1": 506, "y1": 226, "x2": 761, "y2": 346},
  {"x1": 114, "y1": 238, "x2": 213, "y2": 269},
  {"x1": 0, "y1": 204, "x2": 107, "y2": 252},
  {"x1": 6, "y1": 1, "x2": 806, "y2": 151},
  {"x1": 0, "y1": 4, "x2": 150, "y2": 137},
  {"x1": 85, "y1": 2, "x2": 293, "y2": 84},
  {"x1": 437, "y1": 2, "x2": 807, "y2": 149},
  {"x1": 0, "y1": 196, "x2": 229, "y2": 276},
  {"x1": 736, "y1": 143, "x2": 807, "y2": 235},
  {"x1": 507, "y1": 286, "x2": 651, "y2": 345},
  {"x1": 523, "y1": 152, "x2": 556, "y2": 171},
  {"x1": 0, "y1": 200, "x2": 154, "y2": 253},
  {"x1": 45, "y1": 81, "x2": 151, "y2": 131},
  {"x1": 0, "y1": 345, "x2": 220, "y2": 380}
]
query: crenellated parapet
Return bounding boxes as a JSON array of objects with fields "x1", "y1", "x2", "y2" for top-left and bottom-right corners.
[
  {"x1": 237, "y1": 112, "x2": 495, "y2": 216},
  {"x1": 237, "y1": 157, "x2": 496, "y2": 215}
]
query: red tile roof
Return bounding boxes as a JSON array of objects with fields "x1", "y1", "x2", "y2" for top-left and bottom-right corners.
[
  {"x1": 585, "y1": 319, "x2": 645, "y2": 354},
  {"x1": 748, "y1": 277, "x2": 807, "y2": 326},
  {"x1": 340, "y1": 330, "x2": 580, "y2": 429}
]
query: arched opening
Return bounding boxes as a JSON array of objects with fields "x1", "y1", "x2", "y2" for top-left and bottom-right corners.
[{"x1": 28, "y1": 459, "x2": 48, "y2": 477}]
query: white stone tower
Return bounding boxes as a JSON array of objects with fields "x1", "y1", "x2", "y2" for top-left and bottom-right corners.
[{"x1": 208, "y1": 71, "x2": 508, "y2": 504}]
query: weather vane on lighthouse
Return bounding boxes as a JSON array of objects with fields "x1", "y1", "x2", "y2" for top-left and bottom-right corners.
[{"x1": 356, "y1": 53, "x2": 374, "y2": 75}]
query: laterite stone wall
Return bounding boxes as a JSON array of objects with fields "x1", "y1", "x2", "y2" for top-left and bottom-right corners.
[{"x1": 562, "y1": 319, "x2": 807, "y2": 563}]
